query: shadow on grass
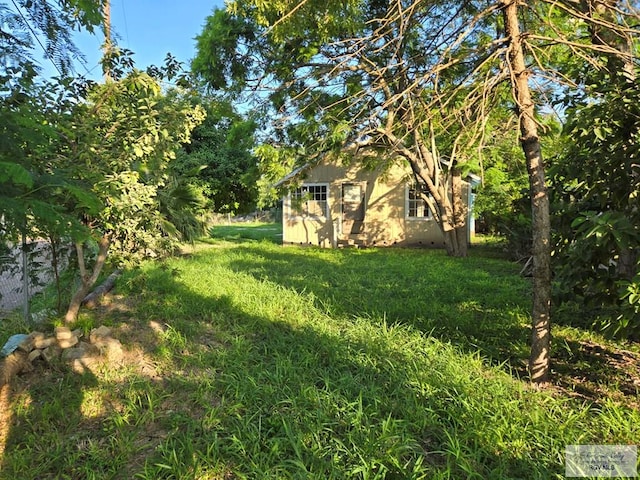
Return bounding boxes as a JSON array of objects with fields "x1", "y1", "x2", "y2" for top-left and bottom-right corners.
[
  {"x1": 0, "y1": 258, "x2": 571, "y2": 479},
  {"x1": 0, "y1": 359, "x2": 102, "y2": 478},
  {"x1": 115, "y1": 263, "x2": 568, "y2": 477},
  {"x1": 552, "y1": 338, "x2": 640, "y2": 408},
  {"x1": 216, "y1": 238, "x2": 640, "y2": 406},
  {"x1": 6, "y1": 240, "x2": 639, "y2": 478},
  {"x1": 221, "y1": 242, "x2": 533, "y2": 372}
]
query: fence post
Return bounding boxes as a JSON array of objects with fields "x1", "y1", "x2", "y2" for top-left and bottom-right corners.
[{"x1": 21, "y1": 230, "x2": 30, "y2": 323}]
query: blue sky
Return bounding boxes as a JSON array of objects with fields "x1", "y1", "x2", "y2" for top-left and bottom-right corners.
[{"x1": 42, "y1": 0, "x2": 225, "y2": 79}]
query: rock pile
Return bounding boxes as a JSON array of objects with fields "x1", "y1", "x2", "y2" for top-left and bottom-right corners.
[{"x1": 1, "y1": 326, "x2": 123, "y2": 384}]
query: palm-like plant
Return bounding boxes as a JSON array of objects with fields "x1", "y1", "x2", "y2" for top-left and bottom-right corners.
[{"x1": 157, "y1": 176, "x2": 208, "y2": 243}]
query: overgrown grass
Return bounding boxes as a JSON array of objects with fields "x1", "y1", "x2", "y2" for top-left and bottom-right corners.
[
  {"x1": 208, "y1": 222, "x2": 282, "y2": 243},
  {"x1": 1, "y1": 224, "x2": 638, "y2": 479}
]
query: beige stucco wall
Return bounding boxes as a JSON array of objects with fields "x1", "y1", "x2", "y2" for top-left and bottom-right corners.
[{"x1": 282, "y1": 159, "x2": 450, "y2": 248}]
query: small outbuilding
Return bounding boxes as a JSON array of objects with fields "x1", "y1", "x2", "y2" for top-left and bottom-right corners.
[{"x1": 279, "y1": 156, "x2": 477, "y2": 248}]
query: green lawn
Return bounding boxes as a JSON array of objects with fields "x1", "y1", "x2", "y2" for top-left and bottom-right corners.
[
  {"x1": 0, "y1": 224, "x2": 638, "y2": 479},
  {"x1": 208, "y1": 222, "x2": 283, "y2": 243}
]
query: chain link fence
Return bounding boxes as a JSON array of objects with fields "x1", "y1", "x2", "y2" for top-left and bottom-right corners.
[{"x1": 0, "y1": 240, "x2": 69, "y2": 320}]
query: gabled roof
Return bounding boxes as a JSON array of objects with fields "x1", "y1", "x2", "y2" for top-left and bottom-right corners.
[
  {"x1": 273, "y1": 162, "x2": 315, "y2": 188},
  {"x1": 273, "y1": 140, "x2": 366, "y2": 188},
  {"x1": 467, "y1": 173, "x2": 481, "y2": 186},
  {"x1": 273, "y1": 141, "x2": 482, "y2": 189}
]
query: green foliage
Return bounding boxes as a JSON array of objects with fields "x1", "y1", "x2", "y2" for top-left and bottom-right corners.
[
  {"x1": 174, "y1": 97, "x2": 259, "y2": 215},
  {"x1": 157, "y1": 176, "x2": 208, "y2": 243},
  {"x1": 472, "y1": 113, "x2": 566, "y2": 261},
  {"x1": 0, "y1": 0, "x2": 102, "y2": 77},
  {"x1": 1, "y1": 0, "x2": 215, "y2": 321},
  {"x1": 0, "y1": 161, "x2": 33, "y2": 188},
  {"x1": 254, "y1": 143, "x2": 300, "y2": 207},
  {"x1": 46, "y1": 53, "x2": 207, "y2": 265},
  {"x1": 191, "y1": 8, "x2": 257, "y2": 92},
  {"x1": 1, "y1": 37, "x2": 207, "y2": 318},
  {"x1": 0, "y1": 76, "x2": 97, "y2": 244},
  {"x1": 192, "y1": 0, "x2": 503, "y2": 255},
  {"x1": 551, "y1": 71, "x2": 640, "y2": 339},
  {"x1": 472, "y1": 115, "x2": 529, "y2": 240}
]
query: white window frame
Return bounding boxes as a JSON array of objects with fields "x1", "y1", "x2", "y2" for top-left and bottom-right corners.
[
  {"x1": 405, "y1": 182, "x2": 432, "y2": 220},
  {"x1": 288, "y1": 183, "x2": 329, "y2": 218}
]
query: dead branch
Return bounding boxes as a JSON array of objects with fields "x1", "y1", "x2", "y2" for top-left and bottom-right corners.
[{"x1": 82, "y1": 269, "x2": 122, "y2": 308}]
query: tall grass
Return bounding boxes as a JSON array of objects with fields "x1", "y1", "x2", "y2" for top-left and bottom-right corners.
[{"x1": 0, "y1": 225, "x2": 637, "y2": 479}]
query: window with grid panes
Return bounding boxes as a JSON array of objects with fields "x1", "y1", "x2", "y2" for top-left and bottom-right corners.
[
  {"x1": 291, "y1": 184, "x2": 328, "y2": 217},
  {"x1": 407, "y1": 182, "x2": 431, "y2": 219}
]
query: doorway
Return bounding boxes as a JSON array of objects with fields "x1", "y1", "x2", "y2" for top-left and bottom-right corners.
[{"x1": 342, "y1": 183, "x2": 365, "y2": 235}]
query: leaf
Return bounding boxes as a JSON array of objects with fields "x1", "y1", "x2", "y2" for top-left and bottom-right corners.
[
  {"x1": 0, "y1": 162, "x2": 34, "y2": 188},
  {"x1": 593, "y1": 126, "x2": 605, "y2": 141},
  {"x1": 570, "y1": 215, "x2": 589, "y2": 229},
  {"x1": 133, "y1": 145, "x2": 144, "y2": 157},
  {"x1": 64, "y1": 184, "x2": 102, "y2": 214}
]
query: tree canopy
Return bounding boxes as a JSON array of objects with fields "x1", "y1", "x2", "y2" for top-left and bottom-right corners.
[
  {"x1": 175, "y1": 98, "x2": 259, "y2": 215},
  {"x1": 193, "y1": 0, "x2": 640, "y2": 381},
  {"x1": 1, "y1": 3, "x2": 207, "y2": 321},
  {"x1": 0, "y1": 0, "x2": 103, "y2": 78},
  {"x1": 193, "y1": 1, "x2": 511, "y2": 257}
]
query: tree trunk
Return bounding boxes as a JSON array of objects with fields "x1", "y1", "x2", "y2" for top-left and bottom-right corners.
[
  {"x1": 21, "y1": 229, "x2": 29, "y2": 323},
  {"x1": 443, "y1": 227, "x2": 468, "y2": 257},
  {"x1": 618, "y1": 248, "x2": 638, "y2": 281},
  {"x1": 64, "y1": 234, "x2": 111, "y2": 324},
  {"x1": 502, "y1": 0, "x2": 552, "y2": 384},
  {"x1": 441, "y1": 169, "x2": 469, "y2": 257},
  {"x1": 411, "y1": 160, "x2": 468, "y2": 257},
  {"x1": 387, "y1": 130, "x2": 469, "y2": 258},
  {"x1": 451, "y1": 167, "x2": 468, "y2": 257}
]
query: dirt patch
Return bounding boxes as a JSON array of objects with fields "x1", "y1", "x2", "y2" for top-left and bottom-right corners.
[{"x1": 552, "y1": 340, "x2": 640, "y2": 408}]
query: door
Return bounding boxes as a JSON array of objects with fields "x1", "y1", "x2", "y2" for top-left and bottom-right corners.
[{"x1": 342, "y1": 183, "x2": 365, "y2": 235}]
